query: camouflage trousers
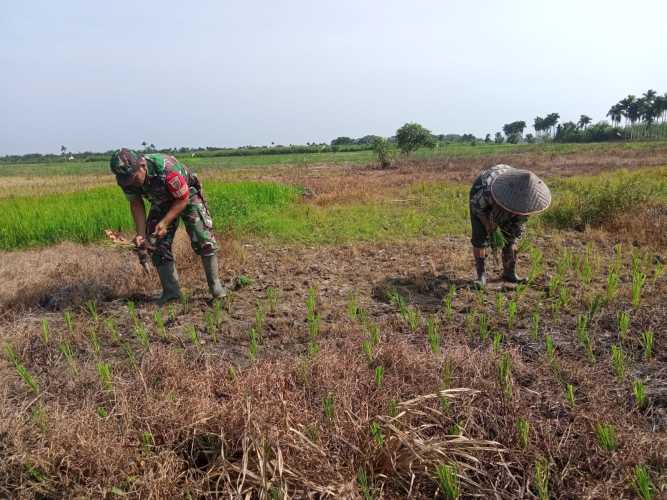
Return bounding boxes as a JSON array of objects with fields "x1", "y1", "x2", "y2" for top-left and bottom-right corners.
[{"x1": 146, "y1": 194, "x2": 218, "y2": 266}]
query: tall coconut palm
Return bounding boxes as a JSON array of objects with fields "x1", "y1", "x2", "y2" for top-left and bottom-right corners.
[
  {"x1": 607, "y1": 105, "x2": 622, "y2": 127},
  {"x1": 577, "y1": 115, "x2": 592, "y2": 129},
  {"x1": 533, "y1": 116, "x2": 545, "y2": 138}
]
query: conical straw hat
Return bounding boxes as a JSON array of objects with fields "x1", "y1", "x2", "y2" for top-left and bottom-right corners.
[{"x1": 490, "y1": 169, "x2": 551, "y2": 215}]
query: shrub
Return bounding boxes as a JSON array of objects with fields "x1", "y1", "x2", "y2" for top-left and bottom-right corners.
[{"x1": 396, "y1": 122, "x2": 436, "y2": 154}]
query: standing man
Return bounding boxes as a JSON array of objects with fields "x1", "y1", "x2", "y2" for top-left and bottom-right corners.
[
  {"x1": 110, "y1": 148, "x2": 226, "y2": 303},
  {"x1": 469, "y1": 164, "x2": 551, "y2": 288}
]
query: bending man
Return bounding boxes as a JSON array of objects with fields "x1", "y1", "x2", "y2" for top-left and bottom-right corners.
[
  {"x1": 469, "y1": 164, "x2": 551, "y2": 288},
  {"x1": 110, "y1": 148, "x2": 226, "y2": 303}
]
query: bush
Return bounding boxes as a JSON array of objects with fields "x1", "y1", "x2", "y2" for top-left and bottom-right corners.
[
  {"x1": 396, "y1": 123, "x2": 436, "y2": 154},
  {"x1": 372, "y1": 137, "x2": 393, "y2": 168}
]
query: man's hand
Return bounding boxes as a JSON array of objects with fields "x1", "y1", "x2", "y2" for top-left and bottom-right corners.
[
  {"x1": 132, "y1": 235, "x2": 146, "y2": 248},
  {"x1": 153, "y1": 220, "x2": 168, "y2": 238}
]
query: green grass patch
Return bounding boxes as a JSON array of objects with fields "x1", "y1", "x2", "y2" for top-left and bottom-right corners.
[{"x1": 542, "y1": 167, "x2": 667, "y2": 230}]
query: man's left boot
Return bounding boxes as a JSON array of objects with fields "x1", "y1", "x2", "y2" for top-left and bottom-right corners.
[
  {"x1": 501, "y1": 245, "x2": 527, "y2": 284},
  {"x1": 201, "y1": 254, "x2": 228, "y2": 299}
]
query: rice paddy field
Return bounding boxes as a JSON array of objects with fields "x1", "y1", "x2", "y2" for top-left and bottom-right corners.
[{"x1": 1, "y1": 142, "x2": 666, "y2": 498}]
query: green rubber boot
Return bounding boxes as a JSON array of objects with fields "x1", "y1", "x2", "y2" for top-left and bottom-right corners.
[
  {"x1": 156, "y1": 261, "x2": 182, "y2": 305},
  {"x1": 201, "y1": 254, "x2": 227, "y2": 299}
]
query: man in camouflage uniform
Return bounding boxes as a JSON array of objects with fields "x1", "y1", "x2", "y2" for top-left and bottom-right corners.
[
  {"x1": 110, "y1": 148, "x2": 226, "y2": 303},
  {"x1": 469, "y1": 164, "x2": 551, "y2": 288}
]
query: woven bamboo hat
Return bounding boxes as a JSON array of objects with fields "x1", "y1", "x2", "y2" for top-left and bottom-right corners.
[{"x1": 490, "y1": 168, "x2": 551, "y2": 215}]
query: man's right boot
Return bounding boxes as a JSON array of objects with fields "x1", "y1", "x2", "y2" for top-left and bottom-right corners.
[
  {"x1": 474, "y1": 257, "x2": 487, "y2": 289},
  {"x1": 156, "y1": 261, "x2": 182, "y2": 305}
]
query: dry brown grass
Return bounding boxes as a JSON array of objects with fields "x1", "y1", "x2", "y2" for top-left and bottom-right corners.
[{"x1": 1, "y1": 233, "x2": 665, "y2": 497}]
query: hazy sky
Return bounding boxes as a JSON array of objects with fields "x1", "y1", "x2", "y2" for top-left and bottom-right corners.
[{"x1": 1, "y1": 0, "x2": 666, "y2": 155}]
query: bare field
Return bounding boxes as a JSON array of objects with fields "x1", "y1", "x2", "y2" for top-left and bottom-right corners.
[{"x1": 1, "y1": 149, "x2": 666, "y2": 498}]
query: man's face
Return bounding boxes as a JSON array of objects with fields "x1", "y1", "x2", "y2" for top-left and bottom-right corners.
[{"x1": 126, "y1": 161, "x2": 147, "y2": 186}]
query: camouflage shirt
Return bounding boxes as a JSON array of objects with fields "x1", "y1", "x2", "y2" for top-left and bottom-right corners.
[
  {"x1": 469, "y1": 164, "x2": 526, "y2": 240},
  {"x1": 122, "y1": 153, "x2": 199, "y2": 206}
]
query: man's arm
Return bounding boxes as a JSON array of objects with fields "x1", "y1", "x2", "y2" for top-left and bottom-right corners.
[
  {"x1": 129, "y1": 197, "x2": 148, "y2": 241},
  {"x1": 153, "y1": 197, "x2": 188, "y2": 237}
]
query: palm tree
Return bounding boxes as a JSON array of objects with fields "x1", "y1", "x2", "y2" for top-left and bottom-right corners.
[
  {"x1": 60, "y1": 145, "x2": 67, "y2": 156},
  {"x1": 534, "y1": 116, "x2": 545, "y2": 138},
  {"x1": 577, "y1": 115, "x2": 592, "y2": 129},
  {"x1": 607, "y1": 105, "x2": 622, "y2": 127}
]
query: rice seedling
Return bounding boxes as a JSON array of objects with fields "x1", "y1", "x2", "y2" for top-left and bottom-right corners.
[
  {"x1": 370, "y1": 421, "x2": 384, "y2": 446},
  {"x1": 507, "y1": 299, "x2": 517, "y2": 329},
  {"x1": 498, "y1": 351, "x2": 513, "y2": 399},
  {"x1": 105, "y1": 318, "x2": 121, "y2": 344},
  {"x1": 633, "y1": 380, "x2": 647, "y2": 410},
  {"x1": 548, "y1": 271, "x2": 562, "y2": 299},
  {"x1": 181, "y1": 292, "x2": 191, "y2": 314},
  {"x1": 653, "y1": 260, "x2": 664, "y2": 286},
  {"x1": 168, "y1": 304, "x2": 177, "y2": 322},
  {"x1": 248, "y1": 327, "x2": 258, "y2": 361},
  {"x1": 97, "y1": 407, "x2": 109, "y2": 418},
  {"x1": 388, "y1": 399, "x2": 399, "y2": 418},
  {"x1": 588, "y1": 293, "x2": 604, "y2": 319},
  {"x1": 606, "y1": 266, "x2": 620, "y2": 302},
  {"x1": 85, "y1": 299, "x2": 99, "y2": 326},
  {"x1": 490, "y1": 227, "x2": 506, "y2": 250},
  {"x1": 579, "y1": 251, "x2": 593, "y2": 286},
  {"x1": 612, "y1": 243, "x2": 623, "y2": 273},
  {"x1": 58, "y1": 340, "x2": 78, "y2": 375},
  {"x1": 374, "y1": 366, "x2": 384, "y2": 388},
  {"x1": 545, "y1": 335, "x2": 555, "y2": 362},
  {"x1": 367, "y1": 322, "x2": 380, "y2": 347},
  {"x1": 187, "y1": 325, "x2": 200, "y2": 347},
  {"x1": 595, "y1": 422, "x2": 617, "y2": 452},
  {"x1": 425, "y1": 316, "x2": 441, "y2": 353},
  {"x1": 633, "y1": 464, "x2": 654, "y2": 500},
  {"x1": 357, "y1": 468, "x2": 374, "y2": 500},
  {"x1": 434, "y1": 463, "x2": 460, "y2": 500},
  {"x1": 617, "y1": 311, "x2": 630, "y2": 343},
  {"x1": 441, "y1": 359, "x2": 454, "y2": 389},
  {"x1": 576, "y1": 314, "x2": 594, "y2": 362},
  {"x1": 640, "y1": 330, "x2": 654, "y2": 359},
  {"x1": 213, "y1": 299, "x2": 223, "y2": 326},
  {"x1": 153, "y1": 310, "x2": 166, "y2": 339},
  {"x1": 495, "y1": 292, "x2": 505, "y2": 315},
  {"x1": 515, "y1": 282, "x2": 528, "y2": 298},
  {"x1": 448, "y1": 421, "x2": 462, "y2": 436},
  {"x1": 254, "y1": 301, "x2": 265, "y2": 338},
  {"x1": 122, "y1": 341, "x2": 137, "y2": 371},
  {"x1": 63, "y1": 310, "x2": 74, "y2": 336},
  {"x1": 565, "y1": 383, "x2": 575, "y2": 407},
  {"x1": 464, "y1": 310, "x2": 476, "y2": 337},
  {"x1": 205, "y1": 310, "x2": 218, "y2": 343},
  {"x1": 96, "y1": 362, "x2": 113, "y2": 391},
  {"x1": 265, "y1": 287, "x2": 279, "y2": 314},
  {"x1": 478, "y1": 312, "x2": 489, "y2": 341},
  {"x1": 134, "y1": 322, "x2": 150, "y2": 349},
  {"x1": 31, "y1": 405, "x2": 48, "y2": 433},
  {"x1": 306, "y1": 287, "x2": 317, "y2": 318},
  {"x1": 362, "y1": 339, "x2": 374, "y2": 362},
  {"x1": 531, "y1": 310, "x2": 540, "y2": 341},
  {"x1": 610, "y1": 345, "x2": 626, "y2": 379},
  {"x1": 474, "y1": 287, "x2": 486, "y2": 309},
  {"x1": 128, "y1": 302, "x2": 142, "y2": 332},
  {"x1": 322, "y1": 393, "x2": 335, "y2": 421},
  {"x1": 357, "y1": 307, "x2": 369, "y2": 327},
  {"x1": 533, "y1": 457, "x2": 550, "y2": 500},
  {"x1": 39, "y1": 319, "x2": 49, "y2": 345},
  {"x1": 492, "y1": 332, "x2": 503, "y2": 353},
  {"x1": 557, "y1": 286, "x2": 571, "y2": 310},
  {"x1": 516, "y1": 418, "x2": 530, "y2": 449},
  {"x1": 347, "y1": 291, "x2": 359, "y2": 320},
  {"x1": 404, "y1": 306, "x2": 421, "y2": 332},
  {"x1": 236, "y1": 275, "x2": 252, "y2": 288},
  {"x1": 141, "y1": 431, "x2": 155, "y2": 451},
  {"x1": 631, "y1": 268, "x2": 647, "y2": 308},
  {"x1": 528, "y1": 246, "x2": 543, "y2": 283},
  {"x1": 442, "y1": 284, "x2": 456, "y2": 321},
  {"x1": 4, "y1": 344, "x2": 39, "y2": 394},
  {"x1": 88, "y1": 329, "x2": 102, "y2": 357}
]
